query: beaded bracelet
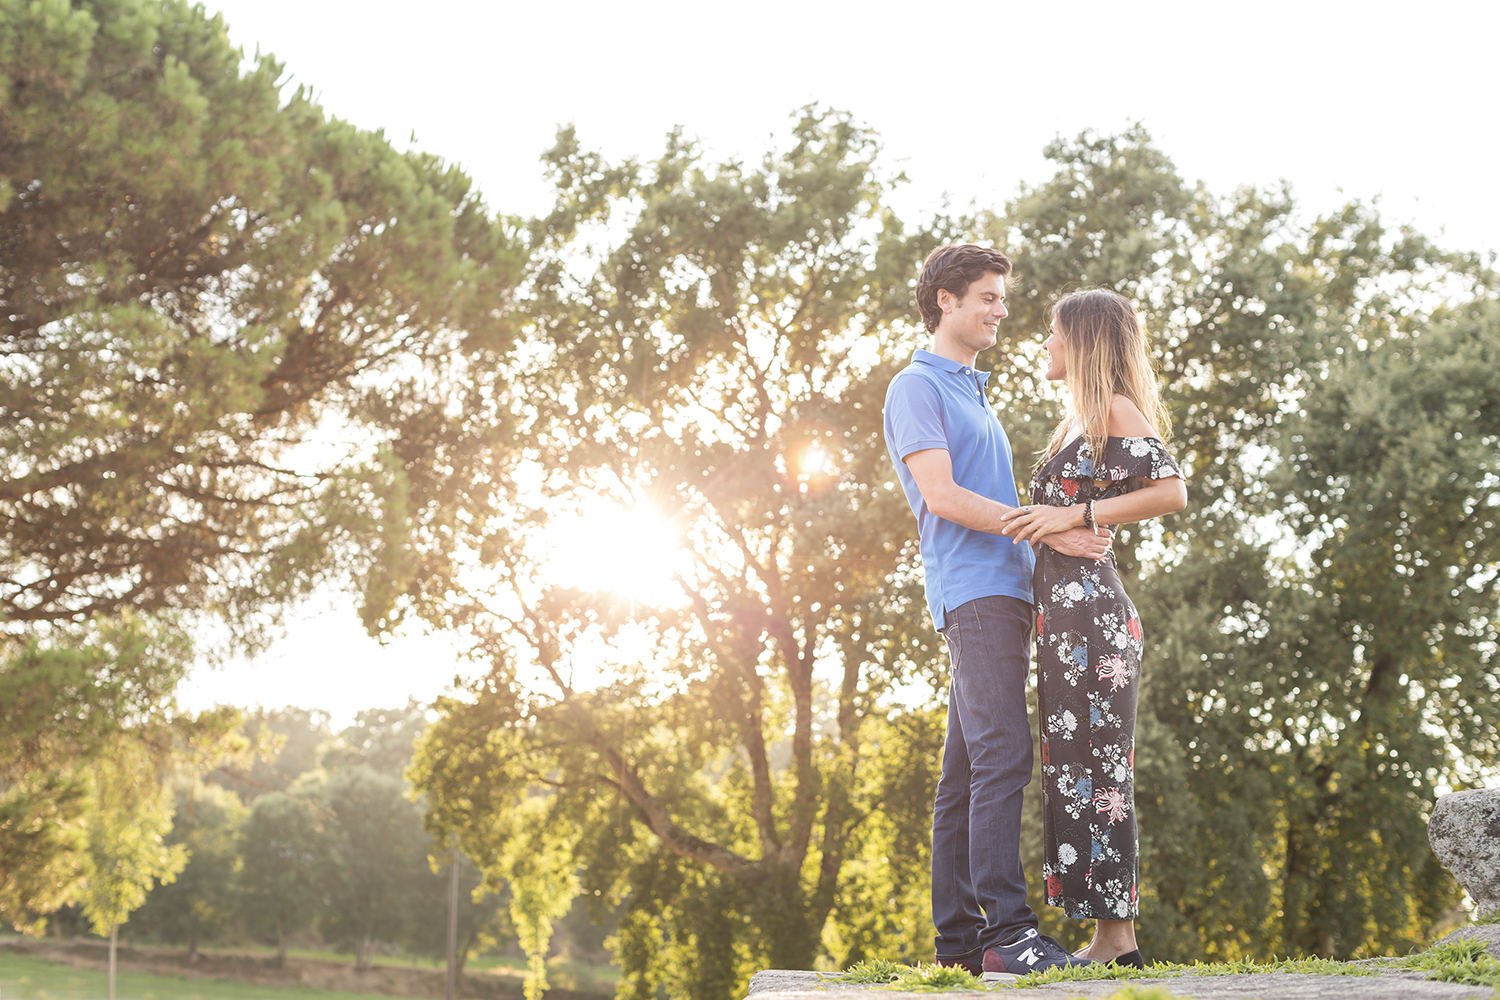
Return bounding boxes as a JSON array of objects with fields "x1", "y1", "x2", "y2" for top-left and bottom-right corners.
[{"x1": 1082, "y1": 498, "x2": 1095, "y2": 531}]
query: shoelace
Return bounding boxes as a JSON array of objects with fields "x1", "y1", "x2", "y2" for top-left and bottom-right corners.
[{"x1": 1035, "y1": 935, "x2": 1074, "y2": 962}]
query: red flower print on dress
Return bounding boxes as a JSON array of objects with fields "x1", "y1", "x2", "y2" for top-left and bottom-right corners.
[
  {"x1": 1046, "y1": 875, "x2": 1061, "y2": 899},
  {"x1": 1061, "y1": 478, "x2": 1079, "y2": 497},
  {"x1": 1093, "y1": 787, "x2": 1129, "y2": 824},
  {"x1": 1041, "y1": 740, "x2": 1050, "y2": 765},
  {"x1": 1037, "y1": 611, "x2": 1044, "y2": 634},
  {"x1": 1096, "y1": 654, "x2": 1131, "y2": 691},
  {"x1": 1127, "y1": 617, "x2": 1142, "y2": 640}
]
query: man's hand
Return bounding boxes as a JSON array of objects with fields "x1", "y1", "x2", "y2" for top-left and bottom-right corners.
[{"x1": 1041, "y1": 527, "x2": 1113, "y2": 561}]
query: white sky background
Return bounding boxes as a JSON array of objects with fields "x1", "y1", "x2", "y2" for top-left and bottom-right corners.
[{"x1": 176, "y1": 0, "x2": 1500, "y2": 726}]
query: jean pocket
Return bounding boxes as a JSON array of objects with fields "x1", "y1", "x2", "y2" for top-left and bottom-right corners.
[{"x1": 941, "y1": 621, "x2": 963, "y2": 667}]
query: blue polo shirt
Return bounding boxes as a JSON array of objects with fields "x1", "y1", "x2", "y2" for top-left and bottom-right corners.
[{"x1": 883, "y1": 349, "x2": 1035, "y2": 629}]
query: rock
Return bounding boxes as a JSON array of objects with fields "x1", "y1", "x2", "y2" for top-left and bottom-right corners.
[
  {"x1": 1436, "y1": 923, "x2": 1500, "y2": 960},
  {"x1": 1429, "y1": 788, "x2": 1500, "y2": 919}
]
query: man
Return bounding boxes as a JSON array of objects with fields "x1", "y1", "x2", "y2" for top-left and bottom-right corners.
[{"x1": 882, "y1": 245, "x2": 1108, "y2": 977}]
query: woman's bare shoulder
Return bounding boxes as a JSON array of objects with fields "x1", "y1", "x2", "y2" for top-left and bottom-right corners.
[{"x1": 1107, "y1": 394, "x2": 1157, "y2": 438}]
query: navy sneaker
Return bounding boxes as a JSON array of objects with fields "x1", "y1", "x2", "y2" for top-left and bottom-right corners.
[{"x1": 981, "y1": 928, "x2": 1093, "y2": 979}]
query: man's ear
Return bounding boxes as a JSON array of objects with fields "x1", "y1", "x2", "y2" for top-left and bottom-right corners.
[{"x1": 937, "y1": 287, "x2": 960, "y2": 314}]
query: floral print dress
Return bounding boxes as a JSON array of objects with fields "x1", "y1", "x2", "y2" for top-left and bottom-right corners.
[{"x1": 1030, "y1": 434, "x2": 1183, "y2": 920}]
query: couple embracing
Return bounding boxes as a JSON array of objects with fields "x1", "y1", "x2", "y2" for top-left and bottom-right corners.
[{"x1": 882, "y1": 245, "x2": 1188, "y2": 977}]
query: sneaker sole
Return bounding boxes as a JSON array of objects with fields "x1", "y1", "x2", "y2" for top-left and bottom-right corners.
[{"x1": 980, "y1": 973, "x2": 1019, "y2": 983}]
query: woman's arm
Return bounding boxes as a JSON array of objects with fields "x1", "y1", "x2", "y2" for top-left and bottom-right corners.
[
  {"x1": 906, "y1": 447, "x2": 1114, "y2": 559},
  {"x1": 999, "y1": 394, "x2": 1186, "y2": 543},
  {"x1": 1094, "y1": 393, "x2": 1187, "y2": 526}
]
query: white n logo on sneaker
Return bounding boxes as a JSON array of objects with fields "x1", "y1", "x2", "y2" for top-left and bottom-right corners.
[{"x1": 1017, "y1": 947, "x2": 1043, "y2": 966}]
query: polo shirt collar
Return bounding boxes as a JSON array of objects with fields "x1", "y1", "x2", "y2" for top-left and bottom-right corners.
[{"x1": 912, "y1": 349, "x2": 991, "y2": 387}]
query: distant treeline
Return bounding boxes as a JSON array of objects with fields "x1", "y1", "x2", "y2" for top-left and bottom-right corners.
[{"x1": 44, "y1": 703, "x2": 611, "y2": 974}]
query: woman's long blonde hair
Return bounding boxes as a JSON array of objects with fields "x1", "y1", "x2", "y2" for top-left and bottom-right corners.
[{"x1": 1045, "y1": 288, "x2": 1171, "y2": 464}]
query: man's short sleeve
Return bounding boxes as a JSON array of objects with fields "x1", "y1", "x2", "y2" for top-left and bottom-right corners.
[{"x1": 885, "y1": 371, "x2": 949, "y2": 462}]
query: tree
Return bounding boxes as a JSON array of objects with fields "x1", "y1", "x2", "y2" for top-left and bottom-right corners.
[
  {"x1": 0, "y1": 613, "x2": 219, "y2": 931},
  {"x1": 410, "y1": 119, "x2": 1499, "y2": 998},
  {"x1": 211, "y1": 707, "x2": 333, "y2": 802},
  {"x1": 317, "y1": 766, "x2": 432, "y2": 969},
  {"x1": 324, "y1": 700, "x2": 428, "y2": 776},
  {"x1": 411, "y1": 108, "x2": 956, "y2": 1000},
  {"x1": 3, "y1": 0, "x2": 520, "y2": 934},
  {"x1": 0, "y1": 0, "x2": 523, "y2": 634},
  {"x1": 399, "y1": 852, "x2": 512, "y2": 977},
  {"x1": 134, "y1": 783, "x2": 246, "y2": 958},
  {"x1": 77, "y1": 742, "x2": 190, "y2": 1000},
  {"x1": 982, "y1": 128, "x2": 1498, "y2": 959},
  {"x1": 237, "y1": 791, "x2": 327, "y2": 964}
]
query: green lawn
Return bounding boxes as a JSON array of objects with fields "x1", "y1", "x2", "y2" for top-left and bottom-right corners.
[{"x1": 0, "y1": 952, "x2": 420, "y2": 1000}]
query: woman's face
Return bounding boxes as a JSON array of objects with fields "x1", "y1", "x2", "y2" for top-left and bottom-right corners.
[{"x1": 1042, "y1": 320, "x2": 1067, "y2": 381}]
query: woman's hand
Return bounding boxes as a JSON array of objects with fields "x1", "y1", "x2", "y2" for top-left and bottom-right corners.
[{"x1": 999, "y1": 503, "x2": 1080, "y2": 543}]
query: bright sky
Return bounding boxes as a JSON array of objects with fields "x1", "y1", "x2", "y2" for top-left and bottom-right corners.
[{"x1": 177, "y1": 0, "x2": 1500, "y2": 724}]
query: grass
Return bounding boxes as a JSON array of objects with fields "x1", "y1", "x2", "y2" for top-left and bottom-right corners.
[
  {"x1": 0, "y1": 951, "x2": 415, "y2": 1000},
  {"x1": 829, "y1": 941, "x2": 1500, "y2": 994},
  {"x1": 164, "y1": 945, "x2": 609, "y2": 981},
  {"x1": 826, "y1": 960, "x2": 986, "y2": 991},
  {"x1": 999, "y1": 954, "x2": 1380, "y2": 988},
  {"x1": 1395, "y1": 939, "x2": 1500, "y2": 989},
  {"x1": 830, "y1": 953, "x2": 1393, "y2": 992},
  {"x1": 0, "y1": 937, "x2": 619, "y2": 993}
]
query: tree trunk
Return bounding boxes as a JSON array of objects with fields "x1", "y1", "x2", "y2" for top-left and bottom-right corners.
[
  {"x1": 275, "y1": 926, "x2": 288, "y2": 967},
  {"x1": 446, "y1": 844, "x2": 459, "y2": 1000},
  {"x1": 109, "y1": 925, "x2": 118, "y2": 1000},
  {"x1": 187, "y1": 935, "x2": 198, "y2": 961},
  {"x1": 356, "y1": 937, "x2": 373, "y2": 971},
  {"x1": 743, "y1": 863, "x2": 817, "y2": 971}
]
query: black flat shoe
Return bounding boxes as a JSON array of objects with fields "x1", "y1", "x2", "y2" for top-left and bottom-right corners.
[{"x1": 1105, "y1": 950, "x2": 1145, "y2": 969}]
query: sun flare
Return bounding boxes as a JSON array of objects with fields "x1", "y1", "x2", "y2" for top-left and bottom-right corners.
[{"x1": 540, "y1": 497, "x2": 689, "y2": 607}]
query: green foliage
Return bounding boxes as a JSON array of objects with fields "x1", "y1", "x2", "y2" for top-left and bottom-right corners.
[
  {"x1": 411, "y1": 105, "x2": 953, "y2": 1000},
  {"x1": 1, "y1": 0, "x2": 519, "y2": 938},
  {"x1": 77, "y1": 745, "x2": 190, "y2": 937},
  {"x1": 324, "y1": 700, "x2": 428, "y2": 776},
  {"x1": 408, "y1": 114, "x2": 1500, "y2": 998},
  {"x1": 0, "y1": 0, "x2": 525, "y2": 635},
  {"x1": 235, "y1": 791, "x2": 327, "y2": 961},
  {"x1": 133, "y1": 785, "x2": 246, "y2": 955},
  {"x1": 5, "y1": 6, "x2": 1494, "y2": 980},
  {"x1": 314, "y1": 767, "x2": 432, "y2": 969},
  {"x1": 834, "y1": 958, "x2": 903, "y2": 984},
  {"x1": 211, "y1": 708, "x2": 333, "y2": 802},
  {"x1": 884, "y1": 964, "x2": 984, "y2": 991},
  {"x1": 977, "y1": 128, "x2": 1498, "y2": 962},
  {"x1": 1010, "y1": 955, "x2": 1380, "y2": 986},
  {"x1": 0, "y1": 614, "x2": 218, "y2": 932}
]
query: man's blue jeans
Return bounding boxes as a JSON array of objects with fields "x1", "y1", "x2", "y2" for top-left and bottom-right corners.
[{"x1": 933, "y1": 595, "x2": 1039, "y2": 964}]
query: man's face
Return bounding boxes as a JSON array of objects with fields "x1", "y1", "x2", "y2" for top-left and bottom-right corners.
[{"x1": 938, "y1": 271, "x2": 1008, "y2": 352}]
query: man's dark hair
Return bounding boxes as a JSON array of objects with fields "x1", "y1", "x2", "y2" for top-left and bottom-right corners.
[{"x1": 915, "y1": 244, "x2": 1013, "y2": 333}]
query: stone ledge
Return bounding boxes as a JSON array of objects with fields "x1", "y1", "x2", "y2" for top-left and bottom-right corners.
[{"x1": 747, "y1": 968, "x2": 1496, "y2": 1000}]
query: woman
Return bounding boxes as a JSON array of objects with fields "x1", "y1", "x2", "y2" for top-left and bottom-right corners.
[{"x1": 998, "y1": 288, "x2": 1187, "y2": 967}]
